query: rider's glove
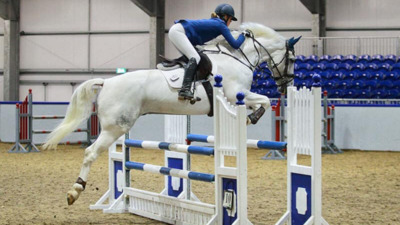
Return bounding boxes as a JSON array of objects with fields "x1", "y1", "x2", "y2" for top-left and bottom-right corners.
[{"x1": 242, "y1": 30, "x2": 252, "y2": 37}]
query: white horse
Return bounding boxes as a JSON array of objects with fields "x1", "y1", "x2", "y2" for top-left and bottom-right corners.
[{"x1": 43, "y1": 22, "x2": 300, "y2": 205}]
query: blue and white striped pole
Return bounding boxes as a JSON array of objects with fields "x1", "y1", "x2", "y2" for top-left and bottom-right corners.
[
  {"x1": 187, "y1": 134, "x2": 287, "y2": 150},
  {"x1": 125, "y1": 161, "x2": 215, "y2": 183},
  {"x1": 125, "y1": 139, "x2": 214, "y2": 156}
]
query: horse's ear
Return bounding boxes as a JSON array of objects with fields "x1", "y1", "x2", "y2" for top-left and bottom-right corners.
[{"x1": 288, "y1": 36, "x2": 302, "y2": 48}]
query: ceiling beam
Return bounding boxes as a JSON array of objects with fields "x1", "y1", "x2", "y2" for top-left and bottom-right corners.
[
  {"x1": 0, "y1": 0, "x2": 20, "y2": 20},
  {"x1": 131, "y1": 0, "x2": 164, "y2": 17},
  {"x1": 299, "y1": 0, "x2": 320, "y2": 14}
]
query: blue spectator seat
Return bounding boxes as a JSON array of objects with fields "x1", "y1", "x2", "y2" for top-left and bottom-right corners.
[
  {"x1": 304, "y1": 71, "x2": 315, "y2": 80},
  {"x1": 337, "y1": 63, "x2": 352, "y2": 74},
  {"x1": 343, "y1": 54, "x2": 357, "y2": 65},
  {"x1": 365, "y1": 79, "x2": 381, "y2": 88},
  {"x1": 388, "y1": 70, "x2": 400, "y2": 81},
  {"x1": 304, "y1": 55, "x2": 319, "y2": 64},
  {"x1": 374, "y1": 89, "x2": 389, "y2": 99},
  {"x1": 294, "y1": 71, "x2": 304, "y2": 79},
  {"x1": 295, "y1": 55, "x2": 306, "y2": 63},
  {"x1": 370, "y1": 54, "x2": 384, "y2": 65},
  {"x1": 325, "y1": 63, "x2": 339, "y2": 71},
  {"x1": 331, "y1": 55, "x2": 344, "y2": 64},
  {"x1": 350, "y1": 62, "x2": 366, "y2": 73},
  {"x1": 381, "y1": 80, "x2": 394, "y2": 88},
  {"x1": 343, "y1": 89, "x2": 360, "y2": 98},
  {"x1": 296, "y1": 63, "x2": 313, "y2": 74},
  {"x1": 330, "y1": 89, "x2": 345, "y2": 98},
  {"x1": 383, "y1": 54, "x2": 397, "y2": 65},
  {"x1": 358, "y1": 90, "x2": 374, "y2": 98},
  {"x1": 340, "y1": 79, "x2": 352, "y2": 88},
  {"x1": 253, "y1": 72, "x2": 262, "y2": 80},
  {"x1": 391, "y1": 63, "x2": 400, "y2": 72},
  {"x1": 388, "y1": 89, "x2": 400, "y2": 98},
  {"x1": 331, "y1": 70, "x2": 343, "y2": 80},
  {"x1": 320, "y1": 71, "x2": 333, "y2": 80},
  {"x1": 351, "y1": 80, "x2": 367, "y2": 89},
  {"x1": 357, "y1": 54, "x2": 371, "y2": 65},
  {"x1": 313, "y1": 63, "x2": 326, "y2": 73},
  {"x1": 364, "y1": 63, "x2": 378, "y2": 77},
  {"x1": 319, "y1": 55, "x2": 331, "y2": 64},
  {"x1": 322, "y1": 80, "x2": 339, "y2": 89},
  {"x1": 378, "y1": 63, "x2": 391, "y2": 72},
  {"x1": 298, "y1": 80, "x2": 312, "y2": 88},
  {"x1": 342, "y1": 70, "x2": 358, "y2": 80},
  {"x1": 393, "y1": 80, "x2": 400, "y2": 88}
]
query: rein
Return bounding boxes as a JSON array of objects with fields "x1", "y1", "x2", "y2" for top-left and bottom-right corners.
[{"x1": 201, "y1": 32, "x2": 295, "y2": 91}]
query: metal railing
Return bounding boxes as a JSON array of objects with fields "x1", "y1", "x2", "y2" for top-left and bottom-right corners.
[{"x1": 295, "y1": 37, "x2": 400, "y2": 56}]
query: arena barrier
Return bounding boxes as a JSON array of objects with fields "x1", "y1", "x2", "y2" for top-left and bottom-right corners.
[
  {"x1": 322, "y1": 91, "x2": 342, "y2": 154},
  {"x1": 91, "y1": 75, "x2": 253, "y2": 225},
  {"x1": 8, "y1": 89, "x2": 100, "y2": 153},
  {"x1": 275, "y1": 78, "x2": 329, "y2": 225},
  {"x1": 92, "y1": 76, "x2": 329, "y2": 225}
]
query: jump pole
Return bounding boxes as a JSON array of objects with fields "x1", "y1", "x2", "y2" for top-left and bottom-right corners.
[{"x1": 96, "y1": 75, "x2": 253, "y2": 225}]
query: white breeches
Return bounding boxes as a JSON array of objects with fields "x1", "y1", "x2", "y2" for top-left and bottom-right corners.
[{"x1": 168, "y1": 23, "x2": 201, "y2": 64}]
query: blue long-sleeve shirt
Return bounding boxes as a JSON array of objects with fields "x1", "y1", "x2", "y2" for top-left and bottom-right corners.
[{"x1": 175, "y1": 18, "x2": 245, "y2": 49}]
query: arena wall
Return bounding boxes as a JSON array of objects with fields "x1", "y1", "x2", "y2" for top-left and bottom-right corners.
[{"x1": 1, "y1": 103, "x2": 399, "y2": 151}]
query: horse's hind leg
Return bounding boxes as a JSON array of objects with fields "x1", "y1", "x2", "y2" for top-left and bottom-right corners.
[{"x1": 67, "y1": 127, "x2": 125, "y2": 205}]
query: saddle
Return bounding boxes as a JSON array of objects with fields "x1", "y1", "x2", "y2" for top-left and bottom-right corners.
[
  {"x1": 159, "y1": 52, "x2": 212, "y2": 81},
  {"x1": 158, "y1": 52, "x2": 215, "y2": 117}
]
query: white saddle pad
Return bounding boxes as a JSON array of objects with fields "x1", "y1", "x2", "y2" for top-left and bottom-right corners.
[
  {"x1": 160, "y1": 63, "x2": 217, "y2": 89},
  {"x1": 161, "y1": 68, "x2": 185, "y2": 89}
]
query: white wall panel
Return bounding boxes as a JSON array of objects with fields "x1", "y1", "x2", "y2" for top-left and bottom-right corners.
[
  {"x1": 20, "y1": 0, "x2": 89, "y2": 32},
  {"x1": 244, "y1": 0, "x2": 312, "y2": 29},
  {"x1": 326, "y1": 0, "x2": 400, "y2": 28},
  {"x1": 0, "y1": 76, "x2": 3, "y2": 101},
  {"x1": 90, "y1": 34, "x2": 149, "y2": 69},
  {"x1": 91, "y1": 0, "x2": 149, "y2": 31},
  {"x1": 165, "y1": 0, "x2": 242, "y2": 29},
  {"x1": 20, "y1": 35, "x2": 89, "y2": 69},
  {"x1": 0, "y1": 37, "x2": 4, "y2": 69}
]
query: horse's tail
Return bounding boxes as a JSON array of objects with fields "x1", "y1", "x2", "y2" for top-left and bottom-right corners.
[{"x1": 42, "y1": 78, "x2": 104, "y2": 150}]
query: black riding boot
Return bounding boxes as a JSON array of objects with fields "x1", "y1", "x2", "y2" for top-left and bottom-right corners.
[{"x1": 178, "y1": 57, "x2": 197, "y2": 100}]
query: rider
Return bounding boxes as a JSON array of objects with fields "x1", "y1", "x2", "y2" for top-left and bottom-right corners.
[{"x1": 168, "y1": 3, "x2": 251, "y2": 100}]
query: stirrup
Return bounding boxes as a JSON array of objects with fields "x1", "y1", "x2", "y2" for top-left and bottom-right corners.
[{"x1": 178, "y1": 90, "x2": 194, "y2": 100}]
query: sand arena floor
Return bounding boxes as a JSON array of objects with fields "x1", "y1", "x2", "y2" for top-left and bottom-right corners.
[{"x1": 0, "y1": 143, "x2": 399, "y2": 225}]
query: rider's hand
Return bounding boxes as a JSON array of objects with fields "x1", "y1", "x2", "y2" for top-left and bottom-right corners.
[{"x1": 242, "y1": 30, "x2": 252, "y2": 37}]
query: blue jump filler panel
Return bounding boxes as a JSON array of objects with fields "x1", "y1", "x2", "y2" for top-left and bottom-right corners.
[
  {"x1": 113, "y1": 161, "x2": 123, "y2": 199},
  {"x1": 291, "y1": 173, "x2": 312, "y2": 225},
  {"x1": 222, "y1": 178, "x2": 238, "y2": 225},
  {"x1": 167, "y1": 157, "x2": 184, "y2": 197}
]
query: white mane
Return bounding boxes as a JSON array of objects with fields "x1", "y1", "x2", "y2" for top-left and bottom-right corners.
[{"x1": 205, "y1": 22, "x2": 286, "y2": 52}]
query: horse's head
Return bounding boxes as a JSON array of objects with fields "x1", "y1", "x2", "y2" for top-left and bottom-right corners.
[{"x1": 239, "y1": 23, "x2": 301, "y2": 93}]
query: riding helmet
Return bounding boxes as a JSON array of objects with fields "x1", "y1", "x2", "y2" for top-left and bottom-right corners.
[{"x1": 220, "y1": 4, "x2": 237, "y2": 21}]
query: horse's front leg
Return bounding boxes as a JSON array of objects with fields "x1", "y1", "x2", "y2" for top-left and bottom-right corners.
[
  {"x1": 244, "y1": 92, "x2": 271, "y2": 125},
  {"x1": 67, "y1": 129, "x2": 124, "y2": 205}
]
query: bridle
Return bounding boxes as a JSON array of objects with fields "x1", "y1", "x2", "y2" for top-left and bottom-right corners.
[
  {"x1": 242, "y1": 31, "x2": 295, "y2": 92},
  {"x1": 201, "y1": 30, "x2": 296, "y2": 92}
]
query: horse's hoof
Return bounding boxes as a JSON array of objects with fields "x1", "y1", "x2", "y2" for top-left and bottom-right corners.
[
  {"x1": 67, "y1": 193, "x2": 76, "y2": 205},
  {"x1": 246, "y1": 117, "x2": 252, "y2": 125}
]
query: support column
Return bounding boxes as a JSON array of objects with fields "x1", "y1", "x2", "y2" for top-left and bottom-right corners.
[
  {"x1": 300, "y1": 0, "x2": 326, "y2": 55},
  {"x1": 131, "y1": 0, "x2": 165, "y2": 68},
  {"x1": 149, "y1": 15, "x2": 165, "y2": 68},
  {"x1": 4, "y1": 20, "x2": 20, "y2": 101},
  {"x1": 2, "y1": 0, "x2": 20, "y2": 101}
]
